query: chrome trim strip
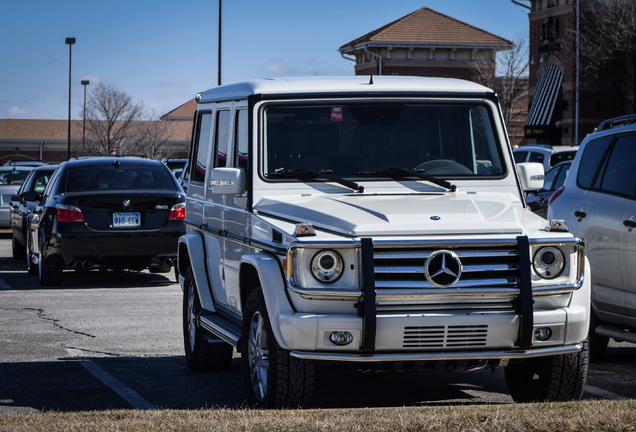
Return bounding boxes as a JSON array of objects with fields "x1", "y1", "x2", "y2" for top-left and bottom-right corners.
[
  {"x1": 287, "y1": 279, "x2": 582, "y2": 299},
  {"x1": 198, "y1": 315, "x2": 241, "y2": 347},
  {"x1": 290, "y1": 343, "x2": 583, "y2": 362},
  {"x1": 375, "y1": 264, "x2": 516, "y2": 274}
]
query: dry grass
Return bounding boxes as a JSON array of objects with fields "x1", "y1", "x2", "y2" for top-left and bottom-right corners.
[{"x1": 1, "y1": 400, "x2": 635, "y2": 432}]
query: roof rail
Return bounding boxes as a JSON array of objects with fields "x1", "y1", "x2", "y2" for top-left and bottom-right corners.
[{"x1": 596, "y1": 114, "x2": 636, "y2": 132}]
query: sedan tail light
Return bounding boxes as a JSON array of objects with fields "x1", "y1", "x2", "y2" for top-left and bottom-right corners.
[
  {"x1": 548, "y1": 186, "x2": 565, "y2": 207},
  {"x1": 168, "y1": 203, "x2": 186, "y2": 221},
  {"x1": 54, "y1": 204, "x2": 86, "y2": 223}
]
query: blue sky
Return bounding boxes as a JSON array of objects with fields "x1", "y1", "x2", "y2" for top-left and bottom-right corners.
[{"x1": 0, "y1": 1, "x2": 529, "y2": 120}]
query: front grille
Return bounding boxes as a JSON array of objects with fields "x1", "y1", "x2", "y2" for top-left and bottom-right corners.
[
  {"x1": 374, "y1": 244, "x2": 520, "y2": 290},
  {"x1": 403, "y1": 325, "x2": 488, "y2": 348}
]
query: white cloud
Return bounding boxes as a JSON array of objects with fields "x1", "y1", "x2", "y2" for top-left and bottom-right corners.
[{"x1": 10, "y1": 106, "x2": 29, "y2": 116}]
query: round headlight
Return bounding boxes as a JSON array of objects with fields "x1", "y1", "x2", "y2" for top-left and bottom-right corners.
[
  {"x1": 533, "y1": 246, "x2": 565, "y2": 279},
  {"x1": 310, "y1": 250, "x2": 344, "y2": 283}
]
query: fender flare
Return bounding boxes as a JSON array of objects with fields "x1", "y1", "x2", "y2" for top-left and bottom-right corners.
[
  {"x1": 178, "y1": 232, "x2": 215, "y2": 312},
  {"x1": 241, "y1": 252, "x2": 295, "y2": 349}
]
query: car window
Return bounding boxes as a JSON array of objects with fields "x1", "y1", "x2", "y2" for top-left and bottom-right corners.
[
  {"x1": 65, "y1": 165, "x2": 177, "y2": 192},
  {"x1": 263, "y1": 103, "x2": 505, "y2": 178},
  {"x1": 596, "y1": 135, "x2": 636, "y2": 198},
  {"x1": 235, "y1": 109, "x2": 248, "y2": 172},
  {"x1": 513, "y1": 151, "x2": 528, "y2": 163},
  {"x1": 0, "y1": 169, "x2": 32, "y2": 185},
  {"x1": 542, "y1": 165, "x2": 561, "y2": 191},
  {"x1": 577, "y1": 134, "x2": 613, "y2": 189},
  {"x1": 549, "y1": 151, "x2": 576, "y2": 166},
  {"x1": 528, "y1": 152, "x2": 545, "y2": 164},
  {"x1": 554, "y1": 163, "x2": 570, "y2": 190},
  {"x1": 214, "y1": 110, "x2": 231, "y2": 168},
  {"x1": 191, "y1": 112, "x2": 213, "y2": 184}
]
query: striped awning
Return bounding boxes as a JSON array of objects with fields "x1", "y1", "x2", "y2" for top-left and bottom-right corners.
[{"x1": 525, "y1": 64, "x2": 563, "y2": 128}]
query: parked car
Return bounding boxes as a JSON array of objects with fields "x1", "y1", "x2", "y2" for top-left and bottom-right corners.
[
  {"x1": 178, "y1": 76, "x2": 589, "y2": 408},
  {"x1": 513, "y1": 144, "x2": 577, "y2": 173},
  {"x1": 548, "y1": 116, "x2": 636, "y2": 361},
  {"x1": 0, "y1": 166, "x2": 36, "y2": 227},
  {"x1": 162, "y1": 158, "x2": 188, "y2": 179},
  {"x1": 525, "y1": 161, "x2": 572, "y2": 218},
  {"x1": 3, "y1": 160, "x2": 48, "y2": 167},
  {"x1": 26, "y1": 157, "x2": 186, "y2": 286},
  {"x1": 9, "y1": 165, "x2": 58, "y2": 260}
]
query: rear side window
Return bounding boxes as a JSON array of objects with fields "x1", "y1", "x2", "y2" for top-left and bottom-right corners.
[
  {"x1": 65, "y1": 165, "x2": 177, "y2": 192},
  {"x1": 214, "y1": 110, "x2": 231, "y2": 168},
  {"x1": 528, "y1": 152, "x2": 545, "y2": 164},
  {"x1": 595, "y1": 135, "x2": 636, "y2": 198},
  {"x1": 191, "y1": 112, "x2": 213, "y2": 184},
  {"x1": 513, "y1": 151, "x2": 528, "y2": 163},
  {"x1": 577, "y1": 134, "x2": 613, "y2": 189},
  {"x1": 549, "y1": 151, "x2": 576, "y2": 166}
]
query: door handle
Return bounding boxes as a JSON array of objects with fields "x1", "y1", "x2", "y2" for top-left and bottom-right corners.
[
  {"x1": 624, "y1": 217, "x2": 636, "y2": 230},
  {"x1": 574, "y1": 209, "x2": 586, "y2": 220}
]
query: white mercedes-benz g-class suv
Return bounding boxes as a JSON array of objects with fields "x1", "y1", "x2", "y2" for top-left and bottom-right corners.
[{"x1": 177, "y1": 76, "x2": 590, "y2": 408}]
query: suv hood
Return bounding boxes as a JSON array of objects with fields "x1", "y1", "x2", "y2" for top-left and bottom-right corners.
[{"x1": 254, "y1": 193, "x2": 525, "y2": 237}]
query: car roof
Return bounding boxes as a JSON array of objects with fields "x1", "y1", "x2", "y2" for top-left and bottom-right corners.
[
  {"x1": 63, "y1": 157, "x2": 161, "y2": 168},
  {"x1": 196, "y1": 76, "x2": 495, "y2": 103},
  {"x1": 514, "y1": 145, "x2": 576, "y2": 153}
]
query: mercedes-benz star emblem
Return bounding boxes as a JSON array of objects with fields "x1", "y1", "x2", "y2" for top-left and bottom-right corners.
[
  {"x1": 424, "y1": 250, "x2": 462, "y2": 287},
  {"x1": 122, "y1": 199, "x2": 131, "y2": 209}
]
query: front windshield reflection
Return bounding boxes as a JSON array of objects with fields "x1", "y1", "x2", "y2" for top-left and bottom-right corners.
[{"x1": 263, "y1": 103, "x2": 505, "y2": 179}]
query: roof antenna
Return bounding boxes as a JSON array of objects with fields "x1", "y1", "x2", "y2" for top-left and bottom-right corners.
[{"x1": 369, "y1": 75, "x2": 374, "y2": 85}]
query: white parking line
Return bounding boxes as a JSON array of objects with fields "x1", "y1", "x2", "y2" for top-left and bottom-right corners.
[
  {"x1": 66, "y1": 349, "x2": 154, "y2": 410},
  {"x1": 585, "y1": 385, "x2": 629, "y2": 400}
]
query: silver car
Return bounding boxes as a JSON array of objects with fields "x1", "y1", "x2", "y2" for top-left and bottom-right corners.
[
  {"x1": 0, "y1": 166, "x2": 35, "y2": 226},
  {"x1": 548, "y1": 115, "x2": 636, "y2": 360}
]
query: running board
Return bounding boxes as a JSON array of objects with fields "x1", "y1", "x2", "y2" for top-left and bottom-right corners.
[
  {"x1": 198, "y1": 313, "x2": 241, "y2": 347},
  {"x1": 596, "y1": 325, "x2": 636, "y2": 344}
]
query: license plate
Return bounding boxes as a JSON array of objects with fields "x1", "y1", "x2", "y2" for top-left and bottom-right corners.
[{"x1": 113, "y1": 212, "x2": 140, "y2": 227}]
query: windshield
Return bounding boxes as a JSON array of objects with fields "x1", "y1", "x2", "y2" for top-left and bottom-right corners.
[{"x1": 262, "y1": 102, "x2": 505, "y2": 180}]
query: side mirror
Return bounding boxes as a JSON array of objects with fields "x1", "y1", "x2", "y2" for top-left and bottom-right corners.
[
  {"x1": 516, "y1": 162, "x2": 544, "y2": 192},
  {"x1": 21, "y1": 191, "x2": 41, "y2": 202},
  {"x1": 209, "y1": 167, "x2": 246, "y2": 196}
]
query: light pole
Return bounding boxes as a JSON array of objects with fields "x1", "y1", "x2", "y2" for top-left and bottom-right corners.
[
  {"x1": 65, "y1": 37, "x2": 76, "y2": 161},
  {"x1": 218, "y1": 0, "x2": 222, "y2": 86},
  {"x1": 81, "y1": 80, "x2": 90, "y2": 151}
]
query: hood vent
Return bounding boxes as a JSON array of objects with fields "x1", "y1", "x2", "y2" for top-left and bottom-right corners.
[{"x1": 272, "y1": 229, "x2": 283, "y2": 244}]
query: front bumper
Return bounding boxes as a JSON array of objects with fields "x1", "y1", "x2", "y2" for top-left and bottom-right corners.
[{"x1": 276, "y1": 305, "x2": 588, "y2": 360}]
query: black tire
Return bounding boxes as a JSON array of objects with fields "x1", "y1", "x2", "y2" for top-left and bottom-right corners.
[
  {"x1": 504, "y1": 341, "x2": 589, "y2": 402},
  {"x1": 183, "y1": 267, "x2": 233, "y2": 372},
  {"x1": 38, "y1": 234, "x2": 63, "y2": 287},
  {"x1": 589, "y1": 310, "x2": 609, "y2": 362},
  {"x1": 12, "y1": 235, "x2": 26, "y2": 261},
  {"x1": 241, "y1": 288, "x2": 315, "y2": 408}
]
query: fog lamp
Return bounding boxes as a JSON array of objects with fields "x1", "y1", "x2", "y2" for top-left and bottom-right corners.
[
  {"x1": 329, "y1": 331, "x2": 353, "y2": 346},
  {"x1": 534, "y1": 327, "x2": 553, "y2": 341}
]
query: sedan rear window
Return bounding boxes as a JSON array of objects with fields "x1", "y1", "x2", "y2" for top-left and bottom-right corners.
[{"x1": 65, "y1": 165, "x2": 177, "y2": 192}]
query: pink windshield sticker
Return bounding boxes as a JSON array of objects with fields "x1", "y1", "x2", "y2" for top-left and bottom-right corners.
[{"x1": 331, "y1": 106, "x2": 343, "y2": 122}]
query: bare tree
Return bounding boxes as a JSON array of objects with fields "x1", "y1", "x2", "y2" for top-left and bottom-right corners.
[
  {"x1": 577, "y1": 0, "x2": 636, "y2": 113},
  {"x1": 129, "y1": 111, "x2": 174, "y2": 160},
  {"x1": 82, "y1": 82, "x2": 144, "y2": 156},
  {"x1": 475, "y1": 35, "x2": 529, "y2": 128}
]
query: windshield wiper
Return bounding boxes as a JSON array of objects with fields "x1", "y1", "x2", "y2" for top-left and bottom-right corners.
[
  {"x1": 358, "y1": 168, "x2": 456, "y2": 192},
  {"x1": 268, "y1": 168, "x2": 365, "y2": 193}
]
